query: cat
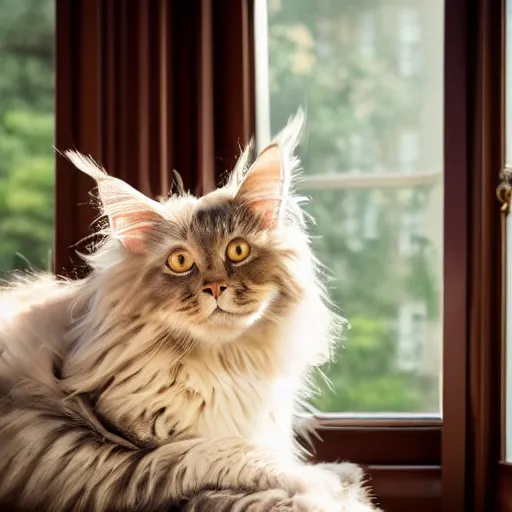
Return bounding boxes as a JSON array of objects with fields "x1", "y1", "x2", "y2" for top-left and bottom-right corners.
[{"x1": 0, "y1": 110, "x2": 376, "y2": 511}]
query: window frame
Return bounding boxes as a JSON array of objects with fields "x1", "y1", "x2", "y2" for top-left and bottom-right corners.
[
  {"x1": 498, "y1": 0, "x2": 512, "y2": 509},
  {"x1": 442, "y1": 0, "x2": 506, "y2": 510},
  {"x1": 54, "y1": 0, "x2": 507, "y2": 510}
]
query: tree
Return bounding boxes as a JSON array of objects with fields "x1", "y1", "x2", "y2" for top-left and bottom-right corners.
[{"x1": 0, "y1": 0, "x2": 54, "y2": 275}]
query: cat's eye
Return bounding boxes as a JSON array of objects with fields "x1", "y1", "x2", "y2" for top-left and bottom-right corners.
[
  {"x1": 226, "y1": 239, "x2": 250, "y2": 263},
  {"x1": 167, "y1": 249, "x2": 194, "y2": 273}
]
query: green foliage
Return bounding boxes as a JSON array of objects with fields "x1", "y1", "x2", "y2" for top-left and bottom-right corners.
[
  {"x1": 268, "y1": 0, "x2": 441, "y2": 413},
  {"x1": 0, "y1": 0, "x2": 54, "y2": 274},
  {"x1": 313, "y1": 317, "x2": 424, "y2": 412}
]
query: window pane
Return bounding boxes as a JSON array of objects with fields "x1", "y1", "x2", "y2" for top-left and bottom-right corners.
[
  {"x1": 0, "y1": 0, "x2": 54, "y2": 275},
  {"x1": 259, "y1": 0, "x2": 443, "y2": 413}
]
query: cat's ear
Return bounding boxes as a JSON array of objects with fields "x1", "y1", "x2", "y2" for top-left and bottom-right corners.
[
  {"x1": 64, "y1": 150, "x2": 165, "y2": 254},
  {"x1": 234, "y1": 143, "x2": 284, "y2": 229},
  {"x1": 234, "y1": 109, "x2": 304, "y2": 229}
]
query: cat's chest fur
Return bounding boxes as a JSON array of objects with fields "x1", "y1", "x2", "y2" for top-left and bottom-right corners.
[{"x1": 97, "y1": 347, "x2": 297, "y2": 452}]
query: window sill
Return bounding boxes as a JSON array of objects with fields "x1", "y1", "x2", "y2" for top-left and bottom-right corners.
[
  {"x1": 306, "y1": 417, "x2": 442, "y2": 512},
  {"x1": 310, "y1": 416, "x2": 441, "y2": 465}
]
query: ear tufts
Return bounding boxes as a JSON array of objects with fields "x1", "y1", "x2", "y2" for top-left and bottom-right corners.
[
  {"x1": 233, "y1": 108, "x2": 305, "y2": 229},
  {"x1": 63, "y1": 150, "x2": 109, "y2": 182},
  {"x1": 62, "y1": 150, "x2": 165, "y2": 254}
]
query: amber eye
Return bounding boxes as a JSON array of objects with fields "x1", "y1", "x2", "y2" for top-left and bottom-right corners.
[
  {"x1": 226, "y1": 239, "x2": 250, "y2": 263},
  {"x1": 167, "y1": 249, "x2": 194, "y2": 273}
]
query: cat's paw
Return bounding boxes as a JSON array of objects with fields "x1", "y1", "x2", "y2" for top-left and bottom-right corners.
[
  {"x1": 314, "y1": 462, "x2": 376, "y2": 510},
  {"x1": 316, "y1": 462, "x2": 365, "y2": 487},
  {"x1": 268, "y1": 492, "x2": 348, "y2": 512},
  {"x1": 269, "y1": 492, "x2": 376, "y2": 512},
  {"x1": 284, "y1": 492, "x2": 340, "y2": 511},
  {"x1": 273, "y1": 464, "x2": 343, "y2": 498},
  {"x1": 268, "y1": 464, "x2": 377, "y2": 511}
]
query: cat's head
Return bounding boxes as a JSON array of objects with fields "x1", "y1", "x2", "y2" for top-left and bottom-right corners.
[{"x1": 66, "y1": 111, "x2": 325, "y2": 346}]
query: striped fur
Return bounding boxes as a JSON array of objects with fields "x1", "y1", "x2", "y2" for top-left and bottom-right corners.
[{"x1": 0, "y1": 111, "x2": 377, "y2": 511}]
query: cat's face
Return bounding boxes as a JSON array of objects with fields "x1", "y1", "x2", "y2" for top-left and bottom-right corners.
[
  {"x1": 66, "y1": 110, "x2": 309, "y2": 346},
  {"x1": 139, "y1": 191, "x2": 302, "y2": 344}
]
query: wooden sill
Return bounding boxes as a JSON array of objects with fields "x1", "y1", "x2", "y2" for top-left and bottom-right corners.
[
  {"x1": 309, "y1": 417, "x2": 442, "y2": 466},
  {"x1": 304, "y1": 417, "x2": 442, "y2": 511}
]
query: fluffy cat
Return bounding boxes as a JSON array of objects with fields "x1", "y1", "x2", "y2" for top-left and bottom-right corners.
[{"x1": 0, "y1": 111, "x2": 376, "y2": 511}]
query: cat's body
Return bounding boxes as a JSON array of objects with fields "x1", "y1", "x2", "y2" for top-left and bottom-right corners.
[{"x1": 0, "y1": 112, "x2": 376, "y2": 511}]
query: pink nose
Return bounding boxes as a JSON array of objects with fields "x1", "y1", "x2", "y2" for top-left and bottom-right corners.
[{"x1": 202, "y1": 283, "x2": 227, "y2": 299}]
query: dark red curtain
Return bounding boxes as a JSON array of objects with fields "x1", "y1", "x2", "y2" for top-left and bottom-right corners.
[{"x1": 55, "y1": 0, "x2": 254, "y2": 274}]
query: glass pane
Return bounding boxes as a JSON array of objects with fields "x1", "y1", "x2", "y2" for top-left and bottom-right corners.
[
  {"x1": 505, "y1": 0, "x2": 512, "y2": 462},
  {"x1": 0, "y1": 0, "x2": 54, "y2": 275},
  {"x1": 259, "y1": 0, "x2": 444, "y2": 413}
]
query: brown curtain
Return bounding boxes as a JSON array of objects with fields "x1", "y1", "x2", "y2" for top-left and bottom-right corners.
[{"x1": 55, "y1": 0, "x2": 254, "y2": 274}]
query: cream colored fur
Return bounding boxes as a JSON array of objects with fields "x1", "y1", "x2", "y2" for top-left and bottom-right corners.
[{"x1": 0, "y1": 111, "x2": 377, "y2": 511}]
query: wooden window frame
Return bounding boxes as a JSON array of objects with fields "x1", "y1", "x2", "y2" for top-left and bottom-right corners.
[
  {"x1": 54, "y1": 0, "x2": 509, "y2": 510},
  {"x1": 498, "y1": 0, "x2": 512, "y2": 509}
]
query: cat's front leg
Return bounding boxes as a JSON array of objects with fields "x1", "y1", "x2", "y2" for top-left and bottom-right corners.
[
  {"x1": 0, "y1": 407, "x2": 339, "y2": 512},
  {"x1": 171, "y1": 437, "x2": 343, "y2": 497},
  {"x1": 258, "y1": 464, "x2": 376, "y2": 512},
  {"x1": 0, "y1": 401, "x2": 361, "y2": 512},
  {"x1": 172, "y1": 441, "x2": 373, "y2": 510}
]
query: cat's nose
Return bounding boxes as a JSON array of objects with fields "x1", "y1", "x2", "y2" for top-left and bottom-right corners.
[{"x1": 202, "y1": 283, "x2": 227, "y2": 299}]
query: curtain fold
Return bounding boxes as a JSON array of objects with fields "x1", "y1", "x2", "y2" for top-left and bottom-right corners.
[{"x1": 55, "y1": 0, "x2": 255, "y2": 275}]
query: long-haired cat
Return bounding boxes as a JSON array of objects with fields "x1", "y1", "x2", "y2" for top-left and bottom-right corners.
[{"x1": 0, "y1": 111, "x2": 376, "y2": 511}]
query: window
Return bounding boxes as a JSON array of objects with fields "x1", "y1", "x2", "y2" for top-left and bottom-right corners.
[
  {"x1": 258, "y1": 0, "x2": 443, "y2": 415},
  {"x1": 53, "y1": 0, "x2": 506, "y2": 509},
  {"x1": 0, "y1": 0, "x2": 54, "y2": 275}
]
